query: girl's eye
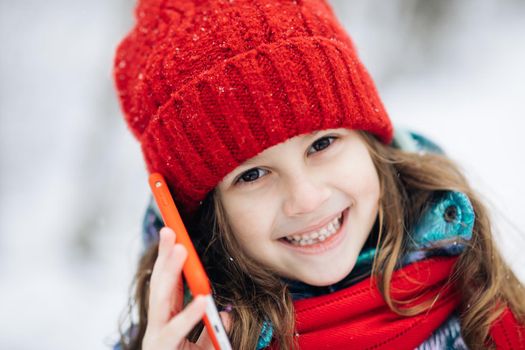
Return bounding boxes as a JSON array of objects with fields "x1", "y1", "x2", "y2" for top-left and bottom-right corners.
[
  {"x1": 307, "y1": 136, "x2": 337, "y2": 155},
  {"x1": 235, "y1": 168, "x2": 269, "y2": 185}
]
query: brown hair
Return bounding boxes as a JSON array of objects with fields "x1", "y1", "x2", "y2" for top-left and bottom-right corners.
[{"x1": 117, "y1": 131, "x2": 525, "y2": 350}]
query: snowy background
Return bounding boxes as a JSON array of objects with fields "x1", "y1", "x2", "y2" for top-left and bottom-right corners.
[{"x1": 0, "y1": 0, "x2": 524, "y2": 349}]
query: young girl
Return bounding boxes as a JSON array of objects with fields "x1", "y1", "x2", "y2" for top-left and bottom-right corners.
[{"x1": 112, "y1": 0, "x2": 525, "y2": 349}]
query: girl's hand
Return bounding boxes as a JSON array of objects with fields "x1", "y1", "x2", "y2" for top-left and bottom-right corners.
[{"x1": 142, "y1": 227, "x2": 232, "y2": 350}]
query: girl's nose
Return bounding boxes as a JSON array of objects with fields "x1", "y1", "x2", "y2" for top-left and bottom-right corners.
[{"x1": 282, "y1": 175, "x2": 331, "y2": 217}]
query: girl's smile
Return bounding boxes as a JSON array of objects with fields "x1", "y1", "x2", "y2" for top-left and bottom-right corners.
[
  {"x1": 217, "y1": 128, "x2": 380, "y2": 286},
  {"x1": 277, "y1": 206, "x2": 350, "y2": 255}
]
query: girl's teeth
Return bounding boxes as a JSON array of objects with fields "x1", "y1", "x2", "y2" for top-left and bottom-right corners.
[{"x1": 284, "y1": 212, "x2": 343, "y2": 246}]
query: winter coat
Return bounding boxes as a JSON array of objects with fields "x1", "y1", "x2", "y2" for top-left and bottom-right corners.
[{"x1": 114, "y1": 128, "x2": 524, "y2": 350}]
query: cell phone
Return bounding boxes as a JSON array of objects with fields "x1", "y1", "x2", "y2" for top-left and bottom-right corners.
[{"x1": 148, "y1": 172, "x2": 232, "y2": 350}]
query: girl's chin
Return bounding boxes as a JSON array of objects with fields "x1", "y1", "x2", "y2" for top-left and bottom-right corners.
[{"x1": 291, "y1": 262, "x2": 357, "y2": 287}]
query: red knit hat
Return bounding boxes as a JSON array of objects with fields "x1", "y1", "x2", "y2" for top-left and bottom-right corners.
[{"x1": 113, "y1": 0, "x2": 393, "y2": 219}]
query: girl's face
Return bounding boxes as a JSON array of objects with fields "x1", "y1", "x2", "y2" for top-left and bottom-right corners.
[{"x1": 217, "y1": 129, "x2": 380, "y2": 286}]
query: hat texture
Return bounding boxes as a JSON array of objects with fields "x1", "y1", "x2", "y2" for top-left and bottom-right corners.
[{"x1": 114, "y1": 0, "x2": 393, "y2": 218}]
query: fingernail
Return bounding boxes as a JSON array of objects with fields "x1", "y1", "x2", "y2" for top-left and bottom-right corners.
[
  {"x1": 159, "y1": 227, "x2": 174, "y2": 242},
  {"x1": 158, "y1": 228, "x2": 166, "y2": 243}
]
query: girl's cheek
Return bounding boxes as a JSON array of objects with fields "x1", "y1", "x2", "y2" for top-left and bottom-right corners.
[
  {"x1": 226, "y1": 199, "x2": 264, "y2": 230},
  {"x1": 240, "y1": 203, "x2": 277, "y2": 240}
]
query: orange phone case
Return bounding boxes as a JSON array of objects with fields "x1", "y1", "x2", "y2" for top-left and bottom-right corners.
[{"x1": 149, "y1": 173, "x2": 232, "y2": 350}]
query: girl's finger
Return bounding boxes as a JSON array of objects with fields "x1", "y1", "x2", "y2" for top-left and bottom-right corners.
[
  {"x1": 169, "y1": 273, "x2": 184, "y2": 317},
  {"x1": 149, "y1": 227, "x2": 175, "y2": 291},
  {"x1": 161, "y1": 295, "x2": 208, "y2": 347},
  {"x1": 195, "y1": 311, "x2": 232, "y2": 348},
  {"x1": 158, "y1": 227, "x2": 176, "y2": 259},
  {"x1": 149, "y1": 244, "x2": 187, "y2": 327},
  {"x1": 148, "y1": 229, "x2": 188, "y2": 329}
]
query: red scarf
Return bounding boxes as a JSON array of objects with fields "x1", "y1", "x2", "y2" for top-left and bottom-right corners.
[{"x1": 269, "y1": 257, "x2": 525, "y2": 349}]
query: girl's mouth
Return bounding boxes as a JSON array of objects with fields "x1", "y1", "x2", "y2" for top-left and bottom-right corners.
[{"x1": 278, "y1": 206, "x2": 350, "y2": 254}]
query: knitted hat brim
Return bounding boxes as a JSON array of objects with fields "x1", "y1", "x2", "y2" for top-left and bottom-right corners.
[{"x1": 140, "y1": 35, "x2": 392, "y2": 216}]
